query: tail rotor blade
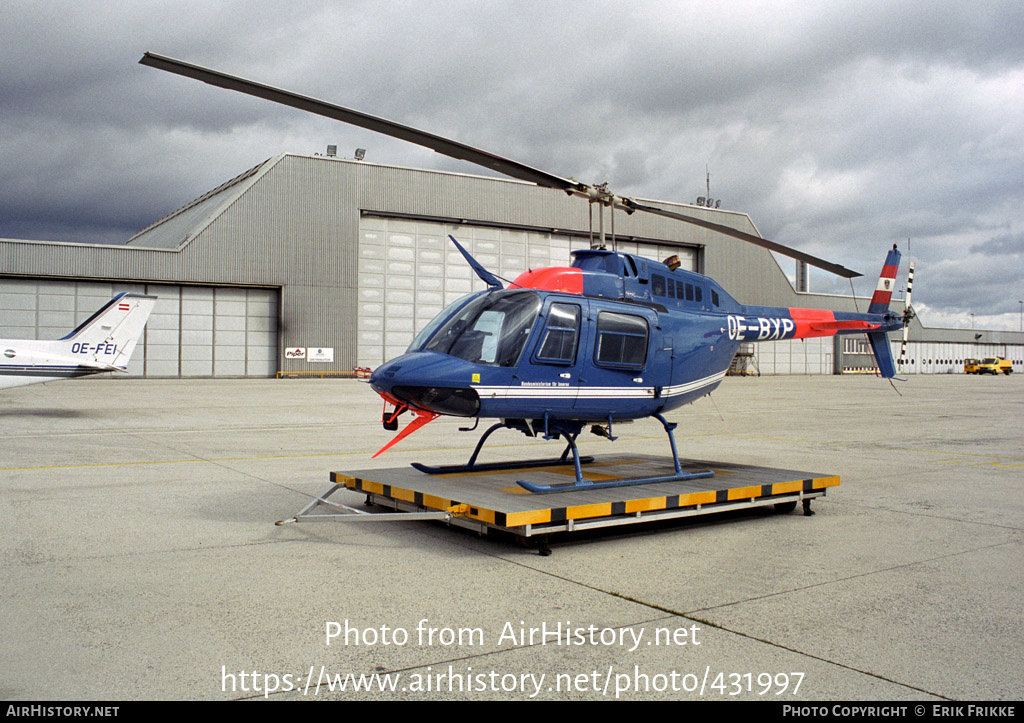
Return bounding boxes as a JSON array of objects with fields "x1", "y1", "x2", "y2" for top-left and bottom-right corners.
[{"x1": 898, "y1": 261, "x2": 915, "y2": 369}]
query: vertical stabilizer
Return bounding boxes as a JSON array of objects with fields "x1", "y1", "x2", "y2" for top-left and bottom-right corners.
[
  {"x1": 62, "y1": 293, "x2": 157, "y2": 369},
  {"x1": 868, "y1": 244, "x2": 901, "y2": 314},
  {"x1": 866, "y1": 245, "x2": 903, "y2": 377}
]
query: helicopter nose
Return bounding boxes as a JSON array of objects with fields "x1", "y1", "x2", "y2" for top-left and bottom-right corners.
[
  {"x1": 367, "y1": 356, "x2": 404, "y2": 391},
  {"x1": 391, "y1": 385, "x2": 480, "y2": 416},
  {"x1": 369, "y1": 352, "x2": 480, "y2": 417}
]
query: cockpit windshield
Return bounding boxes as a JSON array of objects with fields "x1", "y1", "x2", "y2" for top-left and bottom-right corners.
[
  {"x1": 422, "y1": 289, "x2": 542, "y2": 367},
  {"x1": 406, "y1": 291, "x2": 486, "y2": 353}
]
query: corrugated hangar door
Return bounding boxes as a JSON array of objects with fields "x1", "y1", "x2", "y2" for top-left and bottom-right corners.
[
  {"x1": 0, "y1": 278, "x2": 278, "y2": 378},
  {"x1": 356, "y1": 216, "x2": 699, "y2": 368}
]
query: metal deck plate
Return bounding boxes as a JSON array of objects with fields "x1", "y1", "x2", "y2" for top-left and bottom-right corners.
[{"x1": 331, "y1": 454, "x2": 838, "y2": 533}]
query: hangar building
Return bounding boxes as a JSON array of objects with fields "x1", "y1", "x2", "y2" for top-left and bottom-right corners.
[{"x1": 2, "y1": 152, "x2": 1021, "y2": 377}]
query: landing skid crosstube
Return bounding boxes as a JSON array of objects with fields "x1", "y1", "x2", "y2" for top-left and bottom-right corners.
[{"x1": 411, "y1": 414, "x2": 714, "y2": 493}]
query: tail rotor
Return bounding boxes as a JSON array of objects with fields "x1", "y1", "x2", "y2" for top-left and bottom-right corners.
[{"x1": 897, "y1": 262, "x2": 915, "y2": 370}]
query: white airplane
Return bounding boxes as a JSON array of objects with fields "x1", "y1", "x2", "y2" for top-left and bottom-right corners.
[{"x1": 1, "y1": 292, "x2": 156, "y2": 390}]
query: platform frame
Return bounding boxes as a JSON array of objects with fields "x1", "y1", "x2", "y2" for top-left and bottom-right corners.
[{"x1": 309, "y1": 454, "x2": 839, "y2": 542}]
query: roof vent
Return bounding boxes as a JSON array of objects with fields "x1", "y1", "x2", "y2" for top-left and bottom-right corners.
[{"x1": 326, "y1": 145, "x2": 337, "y2": 157}]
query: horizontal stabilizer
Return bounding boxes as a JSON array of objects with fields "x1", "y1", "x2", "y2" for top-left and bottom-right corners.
[{"x1": 75, "y1": 360, "x2": 129, "y2": 373}]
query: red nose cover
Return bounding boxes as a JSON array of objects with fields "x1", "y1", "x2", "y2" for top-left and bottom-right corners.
[{"x1": 372, "y1": 407, "x2": 440, "y2": 458}]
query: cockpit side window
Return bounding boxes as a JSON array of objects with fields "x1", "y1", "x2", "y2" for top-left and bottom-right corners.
[
  {"x1": 424, "y1": 290, "x2": 542, "y2": 367},
  {"x1": 534, "y1": 303, "x2": 580, "y2": 364}
]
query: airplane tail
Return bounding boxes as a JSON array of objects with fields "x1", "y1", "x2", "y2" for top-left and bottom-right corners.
[{"x1": 61, "y1": 293, "x2": 157, "y2": 370}]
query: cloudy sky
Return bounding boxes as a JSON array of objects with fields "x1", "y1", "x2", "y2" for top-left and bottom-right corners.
[{"x1": 2, "y1": 1, "x2": 1022, "y2": 330}]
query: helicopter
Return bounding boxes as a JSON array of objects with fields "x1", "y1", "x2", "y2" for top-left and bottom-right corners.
[{"x1": 139, "y1": 53, "x2": 911, "y2": 493}]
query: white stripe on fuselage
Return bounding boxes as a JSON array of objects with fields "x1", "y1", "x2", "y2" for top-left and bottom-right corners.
[{"x1": 472, "y1": 369, "x2": 727, "y2": 401}]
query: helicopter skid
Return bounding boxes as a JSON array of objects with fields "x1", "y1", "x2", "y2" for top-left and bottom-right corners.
[
  {"x1": 509, "y1": 411, "x2": 708, "y2": 494},
  {"x1": 516, "y1": 467, "x2": 714, "y2": 494},
  {"x1": 412, "y1": 455, "x2": 596, "y2": 476}
]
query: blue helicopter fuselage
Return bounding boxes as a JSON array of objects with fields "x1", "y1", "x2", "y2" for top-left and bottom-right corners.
[{"x1": 369, "y1": 247, "x2": 903, "y2": 428}]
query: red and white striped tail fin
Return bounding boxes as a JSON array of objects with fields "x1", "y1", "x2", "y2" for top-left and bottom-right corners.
[{"x1": 868, "y1": 244, "x2": 902, "y2": 314}]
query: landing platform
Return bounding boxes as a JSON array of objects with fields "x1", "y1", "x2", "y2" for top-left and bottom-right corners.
[{"x1": 326, "y1": 454, "x2": 839, "y2": 540}]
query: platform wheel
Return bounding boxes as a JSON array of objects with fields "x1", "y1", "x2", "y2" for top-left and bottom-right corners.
[{"x1": 774, "y1": 501, "x2": 798, "y2": 513}]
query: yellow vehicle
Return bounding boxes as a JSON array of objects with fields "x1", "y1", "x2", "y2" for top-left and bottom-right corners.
[
  {"x1": 978, "y1": 357, "x2": 1012, "y2": 375},
  {"x1": 964, "y1": 358, "x2": 981, "y2": 374}
]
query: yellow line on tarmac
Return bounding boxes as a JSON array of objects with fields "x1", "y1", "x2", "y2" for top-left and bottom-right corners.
[
  {"x1": 0, "y1": 438, "x2": 538, "y2": 473},
  {"x1": 0, "y1": 450, "x2": 369, "y2": 473}
]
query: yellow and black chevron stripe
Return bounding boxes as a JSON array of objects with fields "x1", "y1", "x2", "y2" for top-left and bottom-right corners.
[{"x1": 331, "y1": 472, "x2": 838, "y2": 530}]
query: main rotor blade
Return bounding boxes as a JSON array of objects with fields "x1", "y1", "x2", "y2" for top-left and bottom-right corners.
[
  {"x1": 139, "y1": 52, "x2": 585, "y2": 194},
  {"x1": 141, "y1": 52, "x2": 860, "y2": 278},
  {"x1": 623, "y1": 200, "x2": 862, "y2": 278}
]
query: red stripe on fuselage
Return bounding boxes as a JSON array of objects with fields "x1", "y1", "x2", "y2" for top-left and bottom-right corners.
[
  {"x1": 512, "y1": 267, "x2": 584, "y2": 294},
  {"x1": 789, "y1": 308, "x2": 837, "y2": 338}
]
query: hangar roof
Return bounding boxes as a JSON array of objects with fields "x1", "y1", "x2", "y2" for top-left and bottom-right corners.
[{"x1": 124, "y1": 157, "x2": 274, "y2": 250}]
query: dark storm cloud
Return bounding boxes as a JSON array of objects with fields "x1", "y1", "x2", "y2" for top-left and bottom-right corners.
[{"x1": 2, "y1": 0, "x2": 1022, "y2": 328}]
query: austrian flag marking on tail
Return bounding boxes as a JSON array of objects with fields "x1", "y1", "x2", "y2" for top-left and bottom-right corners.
[{"x1": 869, "y1": 244, "x2": 902, "y2": 314}]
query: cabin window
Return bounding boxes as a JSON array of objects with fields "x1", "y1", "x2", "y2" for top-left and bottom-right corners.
[
  {"x1": 651, "y1": 274, "x2": 666, "y2": 297},
  {"x1": 594, "y1": 312, "x2": 648, "y2": 369},
  {"x1": 685, "y1": 283, "x2": 694, "y2": 301},
  {"x1": 535, "y1": 303, "x2": 580, "y2": 364},
  {"x1": 711, "y1": 290, "x2": 720, "y2": 307}
]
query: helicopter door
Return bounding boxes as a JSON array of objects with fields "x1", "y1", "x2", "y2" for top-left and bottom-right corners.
[
  {"x1": 573, "y1": 305, "x2": 659, "y2": 417},
  {"x1": 517, "y1": 300, "x2": 585, "y2": 414}
]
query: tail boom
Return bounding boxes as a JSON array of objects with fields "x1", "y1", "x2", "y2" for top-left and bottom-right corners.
[{"x1": 732, "y1": 246, "x2": 906, "y2": 377}]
